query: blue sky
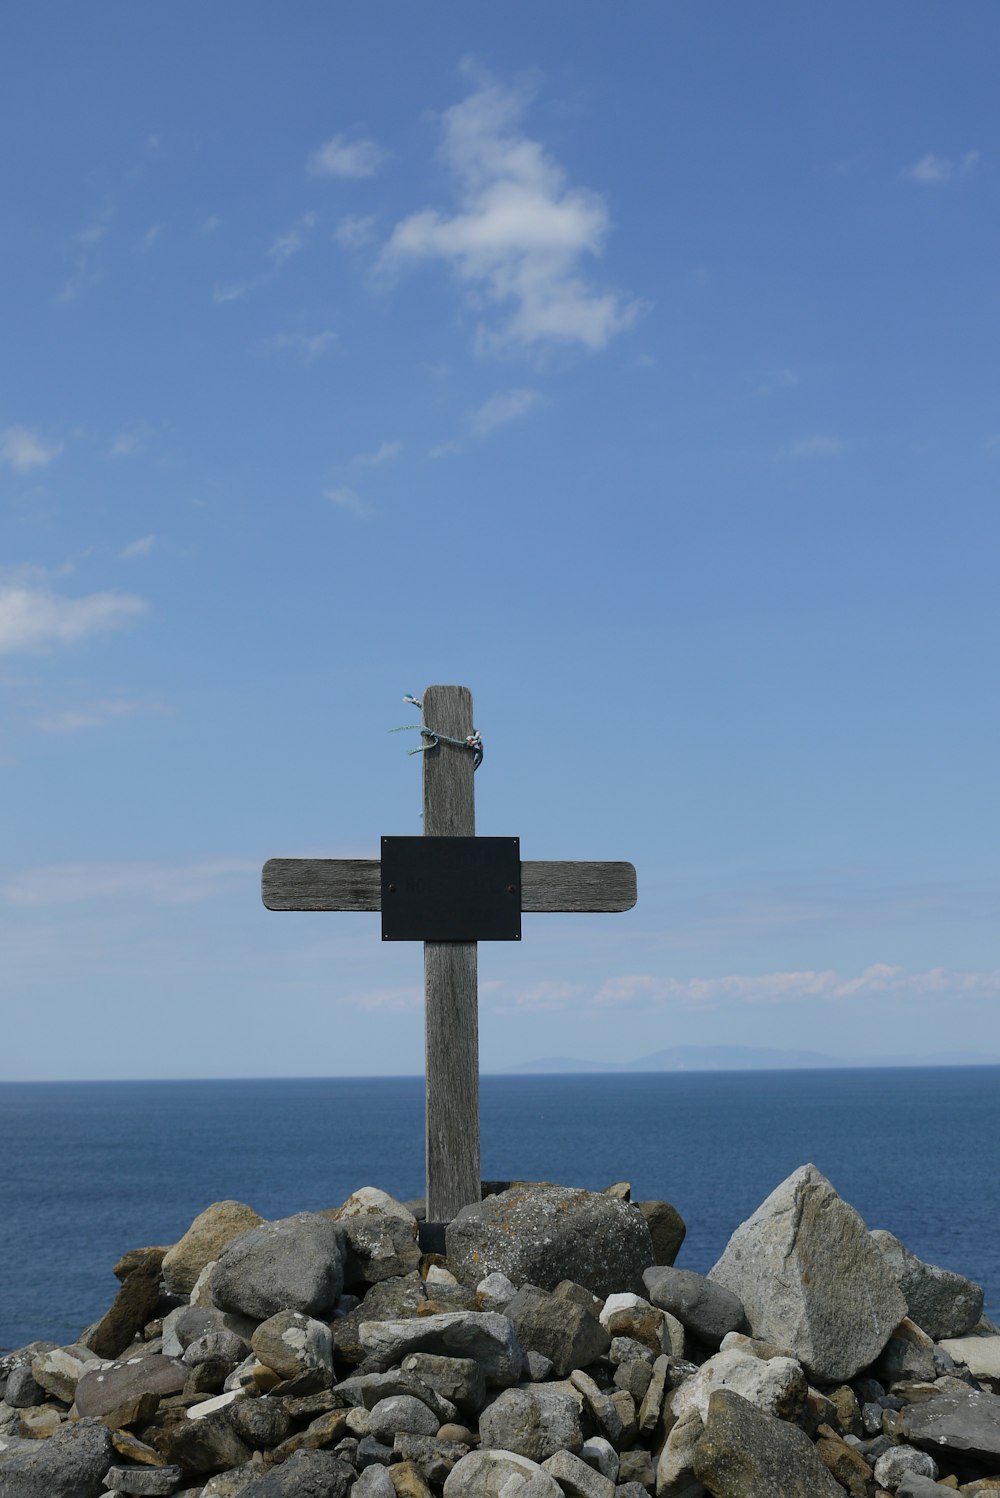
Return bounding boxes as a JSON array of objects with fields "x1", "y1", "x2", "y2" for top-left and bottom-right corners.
[{"x1": 2, "y1": 3, "x2": 997, "y2": 1080}]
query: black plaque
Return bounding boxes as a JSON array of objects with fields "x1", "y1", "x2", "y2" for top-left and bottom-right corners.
[{"x1": 381, "y1": 836, "x2": 521, "y2": 942}]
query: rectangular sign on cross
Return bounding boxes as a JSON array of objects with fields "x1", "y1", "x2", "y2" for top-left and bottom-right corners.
[{"x1": 262, "y1": 684, "x2": 637, "y2": 1223}]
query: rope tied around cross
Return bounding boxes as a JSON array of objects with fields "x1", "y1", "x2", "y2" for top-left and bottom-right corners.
[{"x1": 393, "y1": 694, "x2": 484, "y2": 769}]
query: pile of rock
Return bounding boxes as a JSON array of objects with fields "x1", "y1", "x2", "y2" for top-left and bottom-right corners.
[{"x1": 2, "y1": 1166, "x2": 999, "y2": 1498}]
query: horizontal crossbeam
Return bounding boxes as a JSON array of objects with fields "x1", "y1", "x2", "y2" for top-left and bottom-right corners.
[{"x1": 261, "y1": 858, "x2": 636, "y2": 914}]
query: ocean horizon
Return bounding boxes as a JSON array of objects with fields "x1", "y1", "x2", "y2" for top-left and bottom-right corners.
[{"x1": 2, "y1": 1065, "x2": 997, "y2": 1350}]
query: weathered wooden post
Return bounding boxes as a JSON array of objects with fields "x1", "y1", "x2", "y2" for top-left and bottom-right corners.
[{"x1": 262, "y1": 684, "x2": 636, "y2": 1225}]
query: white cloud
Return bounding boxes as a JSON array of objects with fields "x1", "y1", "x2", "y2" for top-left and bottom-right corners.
[
  {"x1": 307, "y1": 134, "x2": 389, "y2": 179},
  {"x1": 213, "y1": 281, "x2": 256, "y2": 304},
  {"x1": 592, "y1": 963, "x2": 1000, "y2": 1009},
  {"x1": 470, "y1": 387, "x2": 544, "y2": 436},
  {"x1": 0, "y1": 426, "x2": 62, "y2": 472},
  {"x1": 119, "y1": 535, "x2": 155, "y2": 559},
  {"x1": 138, "y1": 224, "x2": 164, "y2": 253},
  {"x1": 324, "y1": 485, "x2": 367, "y2": 516},
  {"x1": 352, "y1": 440, "x2": 401, "y2": 467},
  {"x1": 429, "y1": 440, "x2": 463, "y2": 459},
  {"x1": 901, "y1": 150, "x2": 980, "y2": 184},
  {"x1": 266, "y1": 330, "x2": 337, "y2": 361},
  {"x1": 0, "y1": 857, "x2": 257, "y2": 906},
  {"x1": 340, "y1": 985, "x2": 421, "y2": 1012},
  {"x1": 0, "y1": 584, "x2": 147, "y2": 654},
  {"x1": 501, "y1": 980, "x2": 581, "y2": 1012},
  {"x1": 57, "y1": 208, "x2": 113, "y2": 303},
  {"x1": 379, "y1": 77, "x2": 641, "y2": 352},
  {"x1": 785, "y1": 434, "x2": 845, "y2": 459},
  {"x1": 334, "y1": 214, "x2": 377, "y2": 250},
  {"x1": 756, "y1": 368, "x2": 799, "y2": 396},
  {"x1": 36, "y1": 696, "x2": 170, "y2": 732},
  {"x1": 197, "y1": 215, "x2": 223, "y2": 236}
]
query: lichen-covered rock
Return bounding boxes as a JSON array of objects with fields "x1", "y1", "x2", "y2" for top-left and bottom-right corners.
[
  {"x1": 692, "y1": 1388, "x2": 844, "y2": 1498},
  {"x1": 708, "y1": 1164, "x2": 907, "y2": 1382},
  {"x1": 74, "y1": 1353, "x2": 188, "y2": 1419},
  {"x1": 250, "y1": 1310, "x2": 333, "y2": 1384},
  {"x1": 871, "y1": 1228, "x2": 984, "y2": 1340},
  {"x1": 900, "y1": 1387, "x2": 1000, "y2": 1462},
  {"x1": 162, "y1": 1201, "x2": 263, "y2": 1298},
  {"x1": 447, "y1": 1186, "x2": 653, "y2": 1299},
  {"x1": 670, "y1": 1347, "x2": 806, "y2": 1424},
  {"x1": 212, "y1": 1213, "x2": 345, "y2": 1321}
]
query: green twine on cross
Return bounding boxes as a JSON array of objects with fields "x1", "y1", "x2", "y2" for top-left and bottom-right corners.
[{"x1": 391, "y1": 694, "x2": 484, "y2": 769}]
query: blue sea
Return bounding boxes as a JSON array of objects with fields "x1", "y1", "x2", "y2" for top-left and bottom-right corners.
[{"x1": 1, "y1": 1068, "x2": 998, "y2": 1352}]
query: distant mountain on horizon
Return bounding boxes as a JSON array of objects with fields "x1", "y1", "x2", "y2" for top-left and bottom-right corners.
[{"x1": 498, "y1": 1043, "x2": 999, "y2": 1074}]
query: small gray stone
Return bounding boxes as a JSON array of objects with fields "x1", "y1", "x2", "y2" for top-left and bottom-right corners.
[
  {"x1": 357, "y1": 1435, "x2": 395, "y2": 1468},
  {"x1": 229, "y1": 1395, "x2": 291, "y2": 1449},
  {"x1": 161, "y1": 1306, "x2": 224, "y2": 1359},
  {"x1": 2, "y1": 1364, "x2": 47, "y2": 1409},
  {"x1": 542, "y1": 1448, "x2": 616, "y2": 1498},
  {"x1": 580, "y1": 1437, "x2": 618, "y2": 1483},
  {"x1": 213, "y1": 1213, "x2": 346, "y2": 1322},
  {"x1": 643, "y1": 1268, "x2": 745, "y2": 1347},
  {"x1": 368, "y1": 1394, "x2": 440, "y2": 1442},
  {"x1": 480, "y1": 1386, "x2": 584, "y2": 1463},
  {"x1": 182, "y1": 1330, "x2": 249, "y2": 1371},
  {"x1": 393, "y1": 1434, "x2": 472, "y2": 1482},
  {"x1": 527, "y1": 1352, "x2": 554, "y2": 1382},
  {"x1": 873, "y1": 1446, "x2": 938, "y2": 1488},
  {"x1": 354, "y1": 1464, "x2": 397, "y2": 1498},
  {"x1": 476, "y1": 1273, "x2": 517, "y2": 1310},
  {"x1": 102, "y1": 1465, "x2": 183, "y2": 1495},
  {"x1": 876, "y1": 1336, "x2": 937, "y2": 1385},
  {"x1": 894, "y1": 1477, "x2": 957, "y2": 1498}
]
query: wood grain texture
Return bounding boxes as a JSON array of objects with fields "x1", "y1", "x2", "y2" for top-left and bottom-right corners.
[
  {"x1": 422, "y1": 685, "x2": 480, "y2": 1220},
  {"x1": 262, "y1": 857, "x2": 636, "y2": 913},
  {"x1": 261, "y1": 858, "x2": 381, "y2": 911},
  {"x1": 521, "y1": 860, "x2": 637, "y2": 912}
]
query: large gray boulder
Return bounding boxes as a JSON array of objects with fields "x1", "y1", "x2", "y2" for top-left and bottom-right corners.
[
  {"x1": 0, "y1": 1416, "x2": 114, "y2": 1498},
  {"x1": 447, "y1": 1186, "x2": 653, "y2": 1299},
  {"x1": 238, "y1": 1448, "x2": 356, "y2": 1497},
  {"x1": 212, "y1": 1213, "x2": 345, "y2": 1321},
  {"x1": 479, "y1": 1386, "x2": 584, "y2": 1463},
  {"x1": 871, "y1": 1229, "x2": 984, "y2": 1339},
  {"x1": 708, "y1": 1164, "x2": 907, "y2": 1382},
  {"x1": 692, "y1": 1388, "x2": 844, "y2": 1498}
]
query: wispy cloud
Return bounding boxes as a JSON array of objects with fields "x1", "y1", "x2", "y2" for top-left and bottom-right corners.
[
  {"x1": 138, "y1": 224, "x2": 165, "y2": 253},
  {"x1": 0, "y1": 426, "x2": 62, "y2": 472},
  {"x1": 901, "y1": 150, "x2": 980, "y2": 185},
  {"x1": 0, "y1": 858, "x2": 257, "y2": 907},
  {"x1": 429, "y1": 440, "x2": 463, "y2": 460},
  {"x1": 57, "y1": 208, "x2": 113, "y2": 303},
  {"x1": 352, "y1": 440, "x2": 401, "y2": 468},
  {"x1": 324, "y1": 485, "x2": 367, "y2": 516},
  {"x1": 379, "y1": 75, "x2": 641, "y2": 352},
  {"x1": 340, "y1": 985, "x2": 421, "y2": 1012},
  {"x1": 784, "y1": 434, "x2": 845, "y2": 460},
  {"x1": 266, "y1": 330, "x2": 337, "y2": 361},
  {"x1": 470, "y1": 387, "x2": 544, "y2": 436},
  {"x1": 213, "y1": 280, "x2": 257, "y2": 304},
  {"x1": 307, "y1": 134, "x2": 389, "y2": 179},
  {"x1": 35, "y1": 696, "x2": 170, "y2": 733},
  {"x1": 334, "y1": 214, "x2": 377, "y2": 250},
  {"x1": 119, "y1": 535, "x2": 155, "y2": 560},
  {"x1": 0, "y1": 583, "x2": 147, "y2": 654},
  {"x1": 591, "y1": 964, "x2": 1000, "y2": 1009},
  {"x1": 197, "y1": 215, "x2": 223, "y2": 236},
  {"x1": 269, "y1": 211, "x2": 317, "y2": 265},
  {"x1": 755, "y1": 368, "x2": 799, "y2": 397}
]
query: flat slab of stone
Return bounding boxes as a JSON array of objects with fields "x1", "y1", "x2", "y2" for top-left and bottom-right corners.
[
  {"x1": 75, "y1": 1356, "x2": 188, "y2": 1420},
  {"x1": 446, "y1": 1187, "x2": 654, "y2": 1299},
  {"x1": 708, "y1": 1163, "x2": 907, "y2": 1382},
  {"x1": 359, "y1": 1312, "x2": 524, "y2": 1387},
  {"x1": 938, "y1": 1335, "x2": 1000, "y2": 1382},
  {"x1": 901, "y1": 1387, "x2": 1000, "y2": 1461}
]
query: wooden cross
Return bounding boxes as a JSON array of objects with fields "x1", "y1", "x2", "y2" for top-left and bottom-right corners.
[{"x1": 262, "y1": 685, "x2": 636, "y2": 1224}]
